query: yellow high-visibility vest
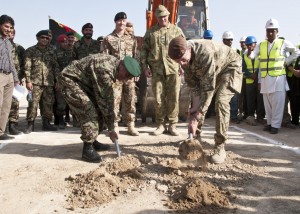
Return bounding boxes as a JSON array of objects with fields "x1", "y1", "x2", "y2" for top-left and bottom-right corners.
[
  {"x1": 244, "y1": 53, "x2": 259, "y2": 84},
  {"x1": 260, "y1": 39, "x2": 286, "y2": 78}
]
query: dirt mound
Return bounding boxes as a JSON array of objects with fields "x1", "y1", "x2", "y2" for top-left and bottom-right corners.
[
  {"x1": 66, "y1": 155, "x2": 144, "y2": 209},
  {"x1": 167, "y1": 178, "x2": 232, "y2": 213}
]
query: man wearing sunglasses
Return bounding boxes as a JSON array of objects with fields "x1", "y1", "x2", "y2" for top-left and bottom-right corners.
[{"x1": 23, "y1": 30, "x2": 59, "y2": 133}]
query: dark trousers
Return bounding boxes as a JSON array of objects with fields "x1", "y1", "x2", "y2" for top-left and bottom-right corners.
[{"x1": 245, "y1": 81, "x2": 265, "y2": 119}]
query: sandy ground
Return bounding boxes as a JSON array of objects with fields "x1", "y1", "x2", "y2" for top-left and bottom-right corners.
[{"x1": 0, "y1": 96, "x2": 300, "y2": 214}]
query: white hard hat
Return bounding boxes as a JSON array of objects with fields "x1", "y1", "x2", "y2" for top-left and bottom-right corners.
[
  {"x1": 240, "y1": 36, "x2": 247, "y2": 42},
  {"x1": 265, "y1": 18, "x2": 279, "y2": 29},
  {"x1": 222, "y1": 31, "x2": 234, "y2": 39}
]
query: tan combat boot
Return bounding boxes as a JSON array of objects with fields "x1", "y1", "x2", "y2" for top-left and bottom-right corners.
[
  {"x1": 211, "y1": 145, "x2": 226, "y2": 164},
  {"x1": 128, "y1": 122, "x2": 139, "y2": 136},
  {"x1": 153, "y1": 124, "x2": 166, "y2": 136},
  {"x1": 168, "y1": 124, "x2": 180, "y2": 136}
]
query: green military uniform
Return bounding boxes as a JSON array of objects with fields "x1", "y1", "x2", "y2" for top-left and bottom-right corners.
[
  {"x1": 59, "y1": 54, "x2": 117, "y2": 143},
  {"x1": 73, "y1": 37, "x2": 100, "y2": 60},
  {"x1": 54, "y1": 46, "x2": 73, "y2": 118},
  {"x1": 9, "y1": 42, "x2": 25, "y2": 124},
  {"x1": 184, "y1": 39, "x2": 242, "y2": 146},
  {"x1": 24, "y1": 45, "x2": 59, "y2": 122},
  {"x1": 140, "y1": 22, "x2": 184, "y2": 126},
  {"x1": 102, "y1": 30, "x2": 137, "y2": 127}
]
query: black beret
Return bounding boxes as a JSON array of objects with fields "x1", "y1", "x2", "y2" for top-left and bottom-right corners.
[
  {"x1": 36, "y1": 30, "x2": 49, "y2": 37},
  {"x1": 82, "y1": 23, "x2": 93, "y2": 31},
  {"x1": 65, "y1": 32, "x2": 74, "y2": 37},
  {"x1": 114, "y1": 12, "x2": 127, "y2": 21},
  {"x1": 97, "y1": 36, "x2": 104, "y2": 42}
]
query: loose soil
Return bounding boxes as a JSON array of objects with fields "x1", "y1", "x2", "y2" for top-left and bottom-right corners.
[{"x1": 1, "y1": 97, "x2": 300, "y2": 214}]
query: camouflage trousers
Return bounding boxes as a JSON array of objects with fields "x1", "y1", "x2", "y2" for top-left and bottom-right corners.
[
  {"x1": 26, "y1": 85, "x2": 55, "y2": 121},
  {"x1": 201, "y1": 82, "x2": 235, "y2": 146},
  {"x1": 113, "y1": 78, "x2": 137, "y2": 125},
  {"x1": 152, "y1": 73, "x2": 180, "y2": 124},
  {"x1": 9, "y1": 97, "x2": 19, "y2": 123},
  {"x1": 60, "y1": 82, "x2": 103, "y2": 144}
]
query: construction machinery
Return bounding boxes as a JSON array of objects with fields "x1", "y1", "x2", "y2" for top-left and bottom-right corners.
[{"x1": 140, "y1": 0, "x2": 210, "y2": 122}]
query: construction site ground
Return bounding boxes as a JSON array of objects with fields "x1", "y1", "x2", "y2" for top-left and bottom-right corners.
[{"x1": 0, "y1": 96, "x2": 300, "y2": 214}]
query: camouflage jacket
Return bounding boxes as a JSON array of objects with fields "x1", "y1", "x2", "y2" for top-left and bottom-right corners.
[
  {"x1": 184, "y1": 39, "x2": 243, "y2": 113},
  {"x1": 102, "y1": 30, "x2": 136, "y2": 60},
  {"x1": 73, "y1": 37, "x2": 100, "y2": 60},
  {"x1": 60, "y1": 54, "x2": 119, "y2": 131},
  {"x1": 24, "y1": 44, "x2": 59, "y2": 86},
  {"x1": 55, "y1": 46, "x2": 73, "y2": 72},
  {"x1": 11, "y1": 42, "x2": 25, "y2": 81},
  {"x1": 140, "y1": 23, "x2": 185, "y2": 75}
]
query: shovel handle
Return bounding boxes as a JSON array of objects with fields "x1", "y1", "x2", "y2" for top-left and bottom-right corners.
[
  {"x1": 189, "y1": 133, "x2": 193, "y2": 139},
  {"x1": 114, "y1": 139, "x2": 121, "y2": 157}
]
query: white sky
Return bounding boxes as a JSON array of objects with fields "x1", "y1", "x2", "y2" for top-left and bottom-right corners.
[{"x1": 1, "y1": 0, "x2": 299, "y2": 49}]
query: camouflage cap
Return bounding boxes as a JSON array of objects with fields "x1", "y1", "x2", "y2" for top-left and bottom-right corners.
[
  {"x1": 155, "y1": 5, "x2": 170, "y2": 17},
  {"x1": 123, "y1": 56, "x2": 141, "y2": 77},
  {"x1": 168, "y1": 37, "x2": 187, "y2": 60},
  {"x1": 82, "y1": 23, "x2": 93, "y2": 31},
  {"x1": 36, "y1": 30, "x2": 49, "y2": 37}
]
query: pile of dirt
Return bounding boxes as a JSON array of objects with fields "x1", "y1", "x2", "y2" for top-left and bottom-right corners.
[
  {"x1": 66, "y1": 155, "x2": 144, "y2": 209},
  {"x1": 65, "y1": 138, "x2": 267, "y2": 212}
]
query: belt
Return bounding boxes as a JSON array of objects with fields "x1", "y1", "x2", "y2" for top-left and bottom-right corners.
[{"x1": 0, "y1": 69, "x2": 11, "y2": 75}]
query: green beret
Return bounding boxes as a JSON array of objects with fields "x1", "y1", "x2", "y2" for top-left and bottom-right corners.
[
  {"x1": 123, "y1": 56, "x2": 141, "y2": 77},
  {"x1": 36, "y1": 30, "x2": 49, "y2": 37}
]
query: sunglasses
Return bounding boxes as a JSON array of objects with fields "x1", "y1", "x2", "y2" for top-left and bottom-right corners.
[{"x1": 39, "y1": 36, "x2": 49, "y2": 40}]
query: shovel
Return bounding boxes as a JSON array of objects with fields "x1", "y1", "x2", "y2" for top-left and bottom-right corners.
[{"x1": 114, "y1": 139, "x2": 121, "y2": 157}]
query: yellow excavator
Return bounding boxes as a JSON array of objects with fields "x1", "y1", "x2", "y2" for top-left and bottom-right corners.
[{"x1": 140, "y1": 0, "x2": 210, "y2": 122}]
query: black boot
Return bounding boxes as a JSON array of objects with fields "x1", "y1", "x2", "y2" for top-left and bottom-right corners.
[
  {"x1": 93, "y1": 140, "x2": 111, "y2": 151},
  {"x1": 0, "y1": 133, "x2": 14, "y2": 140},
  {"x1": 42, "y1": 118, "x2": 58, "y2": 131},
  {"x1": 82, "y1": 142, "x2": 102, "y2": 162},
  {"x1": 24, "y1": 121, "x2": 34, "y2": 134},
  {"x1": 58, "y1": 115, "x2": 65, "y2": 129},
  {"x1": 9, "y1": 122, "x2": 23, "y2": 135}
]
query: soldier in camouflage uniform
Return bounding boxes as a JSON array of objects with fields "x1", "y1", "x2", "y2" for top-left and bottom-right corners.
[
  {"x1": 23, "y1": 30, "x2": 59, "y2": 134},
  {"x1": 7, "y1": 28, "x2": 25, "y2": 135},
  {"x1": 72, "y1": 23, "x2": 100, "y2": 127},
  {"x1": 54, "y1": 34, "x2": 73, "y2": 129},
  {"x1": 73, "y1": 23, "x2": 100, "y2": 60},
  {"x1": 168, "y1": 37, "x2": 243, "y2": 164},
  {"x1": 102, "y1": 12, "x2": 139, "y2": 136},
  {"x1": 59, "y1": 54, "x2": 141, "y2": 162},
  {"x1": 140, "y1": 5, "x2": 185, "y2": 136}
]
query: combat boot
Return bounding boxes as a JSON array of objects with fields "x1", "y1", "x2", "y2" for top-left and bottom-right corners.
[
  {"x1": 82, "y1": 142, "x2": 102, "y2": 162},
  {"x1": 127, "y1": 122, "x2": 139, "y2": 136},
  {"x1": 42, "y1": 118, "x2": 58, "y2": 131},
  {"x1": 153, "y1": 123, "x2": 167, "y2": 136},
  {"x1": 93, "y1": 140, "x2": 111, "y2": 151},
  {"x1": 168, "y1": 124, "x2": 180, "y2": 136},
  {"x1": 9, "y1": 122, "x2": 23, "y2": 135},
  {"x1": 58, "y1": 115, "x2": 65, "y2": 129},
  {"x1": 211, "y1": 145, "x2": 226, "y2": 164},
  {"x1": 24, "y1": 121, "x2": 34, "y2": 134}
]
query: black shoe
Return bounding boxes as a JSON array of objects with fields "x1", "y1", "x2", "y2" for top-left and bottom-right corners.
[
  {"x1": 24, "y1": 121, "x2": 34, "y2": 134},
  {"x1": 0, "y1": 133, "x2": 15, "y2": 140},
  {"x1": 93, "y1": 140, "x2": 111, "y2": 151},
  {"x1": 263, "y1": 125, "x2": 271, "y2": 131},
  {"x1": 42, "y1": 119, "x2": 58, "y2": 131},
  {"x1": 270, "y1": 127, "x2": 278, "y2": 134},
  {"x1": 82, "y1": 142, "x2": 102, "y2": 162},
  {"x1": 9, "y1": 122, "x2": 23, "y2": 135}
]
